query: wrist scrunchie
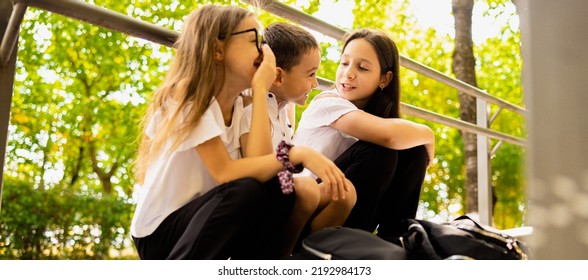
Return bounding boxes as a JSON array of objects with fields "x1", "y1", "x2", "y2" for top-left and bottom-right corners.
[{"x1": 276, "y1": 141, "x2": 297, "y2": 195}]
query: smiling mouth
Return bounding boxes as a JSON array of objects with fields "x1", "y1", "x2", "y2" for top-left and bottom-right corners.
[{"x1": 340, "y1": 83, "x2": 355, "y2": 90}]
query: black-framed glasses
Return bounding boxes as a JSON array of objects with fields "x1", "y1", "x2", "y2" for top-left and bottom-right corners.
[{"x1": 219, "y1": 28, "x2": 264, "y2": 53}]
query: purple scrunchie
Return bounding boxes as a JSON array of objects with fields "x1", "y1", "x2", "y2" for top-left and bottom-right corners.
[
  {"x1": 277, "y1": 169, "x2": 294, "y2": 195},
  {"x1": 276, "y1": 141, "x2": 296, "y2": 195}
]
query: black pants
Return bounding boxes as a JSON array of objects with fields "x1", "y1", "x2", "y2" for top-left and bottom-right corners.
[
  {"x1": 133, "y1": 177, "x2": 294, "y2": 260},
  {"x1": 335, "y1": 141, "x2": 428, "y2": 239}
]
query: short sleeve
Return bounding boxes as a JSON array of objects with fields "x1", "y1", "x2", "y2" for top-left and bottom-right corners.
[
  {"x1": 176, "y1": 102, "x2": 224, "y2": 152},
  {"x1": 302, "y1": 94, "x2": 360, "y2": 127}
]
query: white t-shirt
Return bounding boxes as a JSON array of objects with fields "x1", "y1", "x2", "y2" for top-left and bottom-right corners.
[
  {"x1": 131, "y1": 96, "x2": 250, "y2": 238},
  {"x1": 292, "y1": 90, "x2": 360, "y2": 177},
  {"x1": 243, "y1": 92, "x2": 294, "y2": 146}
]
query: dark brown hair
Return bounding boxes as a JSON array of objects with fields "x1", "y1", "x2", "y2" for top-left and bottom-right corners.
[{"x1": 264, "y1": 22, "x2": 319, "y2": 71}]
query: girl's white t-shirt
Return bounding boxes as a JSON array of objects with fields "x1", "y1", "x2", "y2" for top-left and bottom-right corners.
[
  {"x1": 131, "y1": 96, "x2": 250, "y2": 238},
  {"x1": 292, "y1": 90, "x2": 360, "y2": 177}
]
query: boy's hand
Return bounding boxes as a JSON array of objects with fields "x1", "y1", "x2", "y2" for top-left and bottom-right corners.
[{"x1": 320, "y1": 178, "x2": 353, "y2": 202}]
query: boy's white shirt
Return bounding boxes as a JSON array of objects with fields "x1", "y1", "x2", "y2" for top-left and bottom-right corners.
[
  {"x1": 292, "y1": 89, "x2": 360, "y2": 178},
  {"x1": 242, "y1": 92, "x2": 294, "y2": 147},
  {"x1": 130, "y1": 96, "x2": 250, "y2": 238}
]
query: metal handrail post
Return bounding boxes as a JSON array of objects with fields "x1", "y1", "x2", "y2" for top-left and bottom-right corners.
[
  {"x1": 0, "y1": 0, "x2": 20, "y2": 214},
  {"x1": 477, "y1": 100, "x2": 492, "y2": 225},
  {"x1": 0, "y1": 2, "x2": 27, "y2": 65}
]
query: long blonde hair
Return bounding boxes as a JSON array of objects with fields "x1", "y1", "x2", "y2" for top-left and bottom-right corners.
[{"x1": 135, "y1": 5, "x2": 253, "y2": 183}]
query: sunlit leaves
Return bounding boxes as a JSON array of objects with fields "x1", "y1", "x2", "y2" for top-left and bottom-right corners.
[
  {"x1": 5, "y1": 0, "x2": 526, "y2": 260},
  {"x1": 0, "y1": 178, "x2": 135, "y2": 259}
]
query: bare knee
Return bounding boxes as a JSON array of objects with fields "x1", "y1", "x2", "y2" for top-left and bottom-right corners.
[
  {"x1": 294, "y1": 177, "x2": 320, "y2": 214},
  {"x1": 335, "y1": 178, "x2": 357, "y2": 210}
]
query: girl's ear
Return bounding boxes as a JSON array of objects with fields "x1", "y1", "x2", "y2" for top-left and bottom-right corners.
[
  {"x1": 380, "y1": 71, "x2": 393, "y2": 88},
  {"x1": 214, "y1": 38, "x2": 224, "y2": 61}
]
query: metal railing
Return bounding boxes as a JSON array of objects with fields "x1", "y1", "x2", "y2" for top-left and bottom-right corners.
[{"x1": 0, "y1": 0, "x2": 527, "y2": 225}]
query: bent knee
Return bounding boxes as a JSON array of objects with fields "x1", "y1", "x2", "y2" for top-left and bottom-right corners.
[
  {"x1": 339, "y1": 178, "x2": 357, "y2": 209},
  {"x1": 294, "y1": 177, "x2": 320, "y2": 212}
]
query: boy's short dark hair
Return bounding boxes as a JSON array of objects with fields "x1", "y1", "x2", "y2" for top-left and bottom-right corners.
[{"x1": 264, "y1": 22, "x2": 319, "y2": 71}]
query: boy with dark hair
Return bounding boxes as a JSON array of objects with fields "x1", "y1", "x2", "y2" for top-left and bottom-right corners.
[{"x1": 241, "y1": 22, "x2": 356, "y2": 257}]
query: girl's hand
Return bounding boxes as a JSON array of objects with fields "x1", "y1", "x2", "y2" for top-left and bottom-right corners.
[
  {"x1": 291, "y1": 146, "x2": 349, "y2": 201},
  {"x1": 251, "y1": 44, "x2": 276, "y2": 94}
]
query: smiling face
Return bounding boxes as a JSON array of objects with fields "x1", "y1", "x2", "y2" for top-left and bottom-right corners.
[
  {"x1": 273, "y1": 48, "x2": 321, "y2": 106},
  {"x1": 335, "y1": 38, "x2": 385, "y2": 109}
]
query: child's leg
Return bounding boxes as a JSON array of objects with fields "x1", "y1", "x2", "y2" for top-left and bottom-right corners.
[
  {"x1": 334, "y1": 140, "x2": 399, "y2": 232},
  {"x1": 248, "y1": 176, "x2": 295, "y2": 260},
  {"x1": 310, "y1": 179, "x2": 357, "y2": 233},
  {"x1": 376, "y1": 145, "x2": 428, "y2": 241},
  {"x1": 280, "y1": 176, "x2": 320, "y2": 257},
  {"x1": 139, "y1": 178, "x2": 272, "y2": 260}
]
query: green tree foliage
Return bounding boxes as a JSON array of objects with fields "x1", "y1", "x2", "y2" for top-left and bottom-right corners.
[
  {"x1": 3, "y1": 0, "x2": 525, "y2": 259},
  {"x1": 5, "y1": 0, "x2": 187, "y2": 258},
  {"x1": 0, "y1": 177, "x2": 134, "y2": 259}
]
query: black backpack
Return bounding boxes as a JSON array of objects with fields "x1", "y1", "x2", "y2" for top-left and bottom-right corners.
[
  {"x1": 399, "y1": 215, "x2": 530, "y2": 260},
  {"x1": 291, "y1": 216, "x2": 530, "y2": 260},
  {"x1": 291, "y1": 226, "x2": 408, "y2": 260}
]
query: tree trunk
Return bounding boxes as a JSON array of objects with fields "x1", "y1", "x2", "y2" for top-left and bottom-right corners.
[
  {"x1": 69, "y1": 145, "x2": 84, "y2": 187},
  {"x1": 89, "y1": 140, "x2": 117, "y2": 195},
  {"x1": 452, "y1": 0, "x2": 479, "y2": 213},
  {"x1": 39, "y1": 118, "x2": 54, "y2": 189}
]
